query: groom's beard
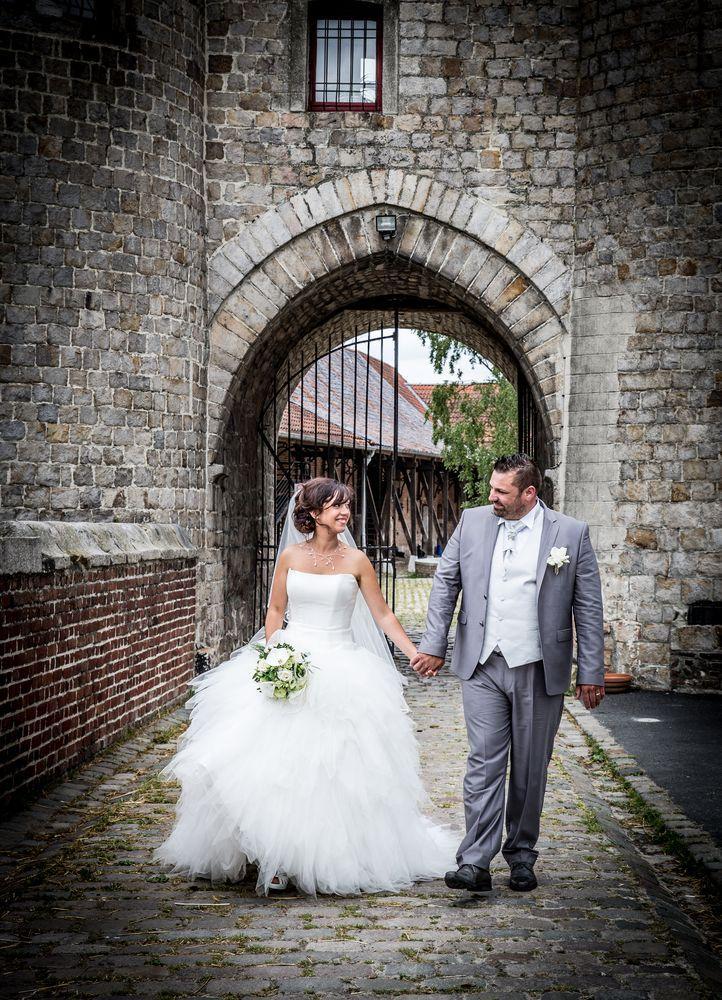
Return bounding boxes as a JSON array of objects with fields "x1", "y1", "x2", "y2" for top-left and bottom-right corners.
[
  {"x1": 492, "y1": 498, "x2": 524, "y2": 520},
  {"x1": 492, "y1": 503, "x2": 517, "y2": 520}
]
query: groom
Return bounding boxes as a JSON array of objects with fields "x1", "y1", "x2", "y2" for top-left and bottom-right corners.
[{"x1": 411, "y1": 453, "x2": 605, "y2": 893}]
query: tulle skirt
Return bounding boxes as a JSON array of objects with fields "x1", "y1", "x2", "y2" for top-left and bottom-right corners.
[{"x1": 153, "y1": 622, "x2": 458, "y2": 896}]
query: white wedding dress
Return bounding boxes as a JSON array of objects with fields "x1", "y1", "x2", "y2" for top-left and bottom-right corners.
[{"x1": 154, "y1": 568, "x2": 457, "y2": 896}]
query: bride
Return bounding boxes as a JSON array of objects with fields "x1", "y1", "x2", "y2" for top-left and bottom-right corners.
[{"x1": 153, "y1": 476, "x2": 457, "y2": 896}]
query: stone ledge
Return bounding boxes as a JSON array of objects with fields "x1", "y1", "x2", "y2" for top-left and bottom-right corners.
[
  {"x1": 0, "y1": 520, "x2": 198, "y2": 575},
  {"x1": 565, "y1": 697, "x2": 722, "y2": 889}
]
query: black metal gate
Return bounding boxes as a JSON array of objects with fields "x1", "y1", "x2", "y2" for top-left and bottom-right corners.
[
  {"x1": 254, "y1": 312, "x2": 401, "y2": 632},
  {"x1": 253, "y1": 318, "x2": 549, "y2": 631}
]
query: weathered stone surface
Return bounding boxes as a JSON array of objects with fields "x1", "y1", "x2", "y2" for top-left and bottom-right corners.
[
  {"x1": 0, "y1": 608, "x2": 719, "y2": 997},
  {"x1": 0, "y1": 519, "x2": 197, "y2": 573}
]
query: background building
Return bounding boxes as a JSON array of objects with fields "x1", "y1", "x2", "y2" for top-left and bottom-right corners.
[{"x1": 276, "y1": 346, "x2": 461, "y2": 556}]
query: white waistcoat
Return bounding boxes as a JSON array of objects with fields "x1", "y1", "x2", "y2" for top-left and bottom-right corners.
[{"x1": 479, "y1": 507, "x2": 544, "y2": 668}]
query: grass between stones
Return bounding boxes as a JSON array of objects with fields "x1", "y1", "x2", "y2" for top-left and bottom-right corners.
[{"x1": 581, "y1": 729, "x2": 720, "y2": 892}]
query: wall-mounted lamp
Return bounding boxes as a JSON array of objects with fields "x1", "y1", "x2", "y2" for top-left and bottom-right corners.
[{"x1": 375, "y1": 214, "x2": 397, "y2": 240}]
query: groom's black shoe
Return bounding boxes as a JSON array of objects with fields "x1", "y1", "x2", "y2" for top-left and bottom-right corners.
[
  {"x1": 509, "y1": 862, "x2": 538, "y2": 891},
  {"x1": 444, "y1": 864, "x2": 492, "y2": 892}
]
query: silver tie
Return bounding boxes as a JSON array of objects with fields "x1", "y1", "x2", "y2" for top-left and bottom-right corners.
[{"x1": 503, "y1": 523, "x2": 519, "y2": 563}]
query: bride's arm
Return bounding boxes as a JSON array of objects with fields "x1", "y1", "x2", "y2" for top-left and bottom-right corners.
[
  {"x1": 356, "y1": 555, "x2": 416, "y2": 660},
  {"x1": 264, "y1": 552, "x2": 290, "y2": 643}
]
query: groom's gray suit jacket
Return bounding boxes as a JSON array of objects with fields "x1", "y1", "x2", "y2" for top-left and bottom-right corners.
[{"x1": 418, "y1": 499, "x2": 605, "y2": 696}]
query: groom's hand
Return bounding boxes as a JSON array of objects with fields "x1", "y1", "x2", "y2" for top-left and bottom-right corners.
[
  {"x1": 411, "y1": 652, "x2": 445, "y2": 677},
  {"x1": 575, "y1": 683, "x2": 605, "y2": 710}
]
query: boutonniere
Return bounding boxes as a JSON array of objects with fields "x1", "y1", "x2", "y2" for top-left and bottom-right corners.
[{"x1": 547, "y1": 546, "x2": 570, "y2": 574}]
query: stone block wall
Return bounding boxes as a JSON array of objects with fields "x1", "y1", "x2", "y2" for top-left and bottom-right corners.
[
  {"x1": 205, "y1": 0, "x2": 580, "y2": 263},
  {"x1": 568, "y1": 0, "x2": 721, "y2": 687},
  {"x1": 0, "y1": 1, "x2": 207, "y2": 536},
  {"x1": 1, "y1": 551, "x2": 196, "y2": 811}
]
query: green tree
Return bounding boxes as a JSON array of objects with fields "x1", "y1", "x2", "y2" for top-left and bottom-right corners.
[{"x1": 416, "y1": 332, "x2": 517, "y2": 507}]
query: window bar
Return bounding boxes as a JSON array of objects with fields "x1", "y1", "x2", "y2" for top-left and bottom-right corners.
[
  {"x1": 375, "y1": 13, "x2": 381, "y2": 111},
  {"x1": 362, "y1": 16, "x2": 368, "y2": 108},
  {"x1": 311, "y1": 11, "x2": 381, "y2": 112},
  {"x1": 324, "y1": 17, "x2": 329, "y2": 107},
  {"x1": 349, "y1": 19, "x2": 354, "y2": 109},
  {"x1": 336, "y1": 18, "x2": 341, "y2": 108}
]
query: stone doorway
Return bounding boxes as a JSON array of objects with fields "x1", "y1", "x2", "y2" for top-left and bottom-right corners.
[
  {"x1": 203, "y1": 173, "x2": 571, "y2": 658},
  {"x1": 210, "y1": 258, "x2": 561, "y2": 657}
]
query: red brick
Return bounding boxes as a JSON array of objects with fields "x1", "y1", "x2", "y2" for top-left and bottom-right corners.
[{"x1": 0, "y1": 559, "x2": 195, "y2": 812}]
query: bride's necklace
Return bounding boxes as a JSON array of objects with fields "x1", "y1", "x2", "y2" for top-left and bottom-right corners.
[{"x1": 304, "y1": 540, "x2": 347, "y2": 571}]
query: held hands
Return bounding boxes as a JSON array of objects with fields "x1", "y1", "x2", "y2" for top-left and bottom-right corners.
[
  {"x1": 575, "y1": 683, "x2": 605, "y2": 710},
  {"x1": 410, "y1": 652, "x2": 445, "y2": 678}
]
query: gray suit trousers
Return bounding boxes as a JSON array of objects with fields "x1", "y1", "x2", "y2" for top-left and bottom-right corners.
[{"x1": 457, "y1": 650, "x2": 564, "y2": 870}]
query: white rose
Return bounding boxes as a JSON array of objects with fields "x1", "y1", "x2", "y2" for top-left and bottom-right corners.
[
  {"x1": 266, "y1": 647, "x2": 290, "y2": 667},
  {"x1": 547, "y1": 546, "x2": 570, "y2": 574},
  {"x1": 277, "y1": 668, "x2": 293, "y2": 682}
]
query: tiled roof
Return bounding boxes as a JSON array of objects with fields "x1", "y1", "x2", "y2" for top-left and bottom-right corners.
[
  {"x1": 410, "y1": 384, "x2": 435, "y2": 405},
  {"x1": 409, "y1": 383, "x2": 497, "y2": 445},
  {"x1": 278, "y1": 348, "x2": 442, "y2": 458},
  {"x1": 411, "y1": 383, "x2": 492, "y2": 403}
]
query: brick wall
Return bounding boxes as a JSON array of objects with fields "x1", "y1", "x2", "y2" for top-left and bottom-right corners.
[{"x1": 0, "y1": 559, "x2": 196, "y2": 810}]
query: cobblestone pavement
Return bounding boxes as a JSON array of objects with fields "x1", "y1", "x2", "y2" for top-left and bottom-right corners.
[
  {"x1": 1, "y1": 583, "x2": 721, "y2": 999},
  {"x1": 393, "y1": 577, "x2": 438, "y2": 628}
]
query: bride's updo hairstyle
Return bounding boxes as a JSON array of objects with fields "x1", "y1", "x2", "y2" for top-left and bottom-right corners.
[{"x1": 294, "y1": 477, "x2": 353, "y2": 534}]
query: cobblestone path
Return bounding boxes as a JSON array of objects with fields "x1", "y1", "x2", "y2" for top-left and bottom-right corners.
[{"x1": 1, "y1": 583, "x2": 720, "y2": 998}]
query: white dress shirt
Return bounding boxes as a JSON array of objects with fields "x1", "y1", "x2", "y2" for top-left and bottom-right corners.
[{"x1": 479, "y1": 500, "x2": 544, "y2": 668}]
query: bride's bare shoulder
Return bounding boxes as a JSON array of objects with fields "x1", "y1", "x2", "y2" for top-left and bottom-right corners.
[
  {"x1": 280, "y1": 542, "x2": 308, "y2": 569},
  {"x1": 342, "y1": 545, "x2": 371, "y2": 572}
]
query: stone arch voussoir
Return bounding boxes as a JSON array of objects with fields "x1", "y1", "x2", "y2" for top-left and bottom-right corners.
[{"x1": 206, "y1": 170, "x2": 572, "y2": 472}]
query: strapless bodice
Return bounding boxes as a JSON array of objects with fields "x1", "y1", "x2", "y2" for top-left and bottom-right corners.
[{"x1": 285, "y1": 568, "x2": 359, "y2": 634}]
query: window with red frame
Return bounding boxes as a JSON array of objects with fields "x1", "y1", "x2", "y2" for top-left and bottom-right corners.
[{"x1": 308, "y1": 3, "x2": 383, "y2": 112}]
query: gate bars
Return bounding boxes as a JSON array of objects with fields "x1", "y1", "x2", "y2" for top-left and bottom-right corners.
[
  {"x1": 253, "y1": 315, "x2": 549, "y2": 632},
  {"x1": 254, "y1": 311, "x2": 401, "y2": 633}
]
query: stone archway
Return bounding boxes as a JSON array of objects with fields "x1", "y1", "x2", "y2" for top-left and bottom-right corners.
[{"x1": 202, "y1": 170, "x2": 572, "y2": 655}]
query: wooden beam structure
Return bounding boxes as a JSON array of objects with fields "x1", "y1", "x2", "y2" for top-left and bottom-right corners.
[{"x1": 276, "y1": 442, "x2": 460, "y2": 562}]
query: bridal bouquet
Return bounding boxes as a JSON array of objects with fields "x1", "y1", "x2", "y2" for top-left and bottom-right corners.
[{"x1": 252, "y1": 641, "x2": 313, "y2": 701}]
